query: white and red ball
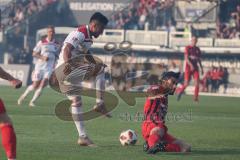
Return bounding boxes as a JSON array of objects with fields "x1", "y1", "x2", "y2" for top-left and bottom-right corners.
[{"x1": 119, "y1": 129, "x2": 137, "y2": 146}]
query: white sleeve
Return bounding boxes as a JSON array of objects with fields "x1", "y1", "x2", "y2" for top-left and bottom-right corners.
[
  {"x1": 33, "y1": 41, "x2": 42, "y2": 53},
  {"x1": 64, "y1": 31, "x2": 85, "y2": 48}
]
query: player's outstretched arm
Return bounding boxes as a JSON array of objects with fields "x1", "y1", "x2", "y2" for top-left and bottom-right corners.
[
  {"x1": 198, "y1": 58, "x2": 204, "y2": 75},
  {"x1": 0, "y1": 67, "x2": 22, "y2": 89}
]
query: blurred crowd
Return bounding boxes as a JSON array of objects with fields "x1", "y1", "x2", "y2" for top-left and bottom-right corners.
[
  {"x1": 216, "y1": 5, "x2": 240, "y2": 39},
  {"x1": 0, "y1": 0, "x2": 56, "y2": 31},
  {"x1": 200, "y1": 66, "x2": 229, "y2": 93},
  {"x1": 107, "y1": 0, "x2": 240, "y2": 39},
  {"x1": 107, "y1": 0, "x2": 175, "y2": 31}
]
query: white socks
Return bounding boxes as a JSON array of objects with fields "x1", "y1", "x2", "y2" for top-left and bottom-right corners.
[
  {"x1": 30, "y1": 88, "x2": 42, "y2": 104},
  {"x1": 95, "y1": 72, "x2": 105, "y2": 104},
  {"x1": 71, "y1": 106, "x2": 86, "y2": 137}
]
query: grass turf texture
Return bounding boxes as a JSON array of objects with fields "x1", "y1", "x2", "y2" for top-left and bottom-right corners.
[{"x1": 0, "y1": 86, "x2": 240, "y2": 160}]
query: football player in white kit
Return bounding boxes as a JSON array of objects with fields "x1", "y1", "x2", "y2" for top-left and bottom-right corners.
[
  {"x1": 18, "y1": 26, "x2": 60, "y2": 107},
  {"x1": 54, "y1": 12, "x2": 110, "y2": 146}
]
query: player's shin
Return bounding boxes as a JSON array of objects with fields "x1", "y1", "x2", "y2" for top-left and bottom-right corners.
[
  {"x1": 18, "y1": 85, "x2": 34, "y2": 105},
  {"x1": 71, "y1": 99, "x2": 86, "y2": 138},
  {"x1": 95, "y1": 72, "x2": 105, "y2": 104},
  {"x1": 1, "y1": 124, "x2": 16, "y2": 159},
  {"x1": 194, "y1": 85, "x2": 199, "y2": 101},
  {"x1": 30, "y1": 88, "x2": 43, "y2": 105}
]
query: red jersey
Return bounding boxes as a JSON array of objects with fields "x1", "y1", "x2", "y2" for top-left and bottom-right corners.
[
  {"x1": 185, "y1": 45, "x2": 201, "y2": 70},
  {"x1": 144, "y1": 96, "x2": 168, "y2": 124}
]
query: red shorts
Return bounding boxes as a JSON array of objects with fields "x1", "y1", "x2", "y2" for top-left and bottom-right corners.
[
  {"x1": 185, "y1": 67, "x2": 199, "y2": 82},
  {"x1": 0, "y1": 99, "x2": 6, "y2": 114},
  {"x1": 142, "y1": 121, "x2": 176, "y2": 144}
]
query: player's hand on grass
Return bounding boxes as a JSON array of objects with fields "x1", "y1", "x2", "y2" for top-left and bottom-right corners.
[{"x1": 10, "y1": 79, "x2": 22, "y2": 89}]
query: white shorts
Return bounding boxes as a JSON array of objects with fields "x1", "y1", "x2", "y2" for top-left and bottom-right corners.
[{"x1": 31, "y1": 69, "x2": 53, "y2": 81}]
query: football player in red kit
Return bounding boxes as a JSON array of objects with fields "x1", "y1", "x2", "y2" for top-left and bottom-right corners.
[
  {"x1": 0, "y1": 67, "x2": 22, "y2": 160},
  {"x1": 177, "y1": 36, "x2": 204, "y2": 102},
  {"x1": 142, "y1": 72, "x2": 191, "y2": 154}
]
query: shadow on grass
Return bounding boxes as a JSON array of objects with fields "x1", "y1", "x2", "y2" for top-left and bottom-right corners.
[{"x1": 163, "y1": 148, "x2": 240, "y2": 156}]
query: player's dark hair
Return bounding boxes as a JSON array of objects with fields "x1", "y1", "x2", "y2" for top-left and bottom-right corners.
[
  {"x1": 47, "y1": 25, "x2": 55, "y2": 30},
  {"x1": 90, "y1": 12, "x2": 109, "y2": 26},
  {"x1": 161, "y1": 71, "x2": 180, "y2": 81},
  {"x1": 47, "y1": 25, "x2": 54, "y2": 29}
]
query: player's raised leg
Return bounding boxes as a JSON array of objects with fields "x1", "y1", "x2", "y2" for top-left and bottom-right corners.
[{"x1": 93, "y1": 66, "x2": 112, "y2": 118}]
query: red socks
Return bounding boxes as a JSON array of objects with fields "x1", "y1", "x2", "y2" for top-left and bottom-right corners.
[{"x1": 1, "y1": 124, "x2": 16, "y2": 159}]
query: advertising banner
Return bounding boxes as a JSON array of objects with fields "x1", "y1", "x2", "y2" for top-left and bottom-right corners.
[{"x1": 0, "y1": 64, "x2": 30, "y2": 86}]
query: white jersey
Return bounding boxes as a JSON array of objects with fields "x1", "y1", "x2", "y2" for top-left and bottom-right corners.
[
  {"x1": 56, "y1": 25, "x2": 93, "y2": 68},
  {"x1": 33, "y1": 38, "x2": 60, "y2": 71}
]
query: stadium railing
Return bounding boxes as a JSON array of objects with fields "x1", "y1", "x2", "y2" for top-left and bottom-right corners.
[
  {"x1": 214, "y1": 39, "x2": 240, "y2": 48},
  {"x1": 125, "y1": 30, "x2": 168, "y2": 47},
  {"x1": 36, "y1": 27, "x2": 240, "y2": 53},
  {"x1": 94, "y1": 29, "x2": 124, "y2": 43},
  {"x1": 169, "y1": 31, "x2": 192, "y2": 48}
]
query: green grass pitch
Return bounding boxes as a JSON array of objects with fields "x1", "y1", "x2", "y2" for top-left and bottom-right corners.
[{"x1": 0, "y1": 86, "x2": 240, "y2": 160}]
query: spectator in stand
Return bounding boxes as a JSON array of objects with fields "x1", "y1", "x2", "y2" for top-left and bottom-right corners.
[
  {"x1": 138, "y1": 7, "x2": 148, "y2": 30},
  {"x1": 216, "y1": 66, "x2": 224, "y2": 92},
  {"x1": 13, "y1": 6, "x2": 24, "y2": 23},
  {"x1": 222, "y1": 67, "x2": 229, "y2": 94},
  {"x1": 210, "y1": 67, "x2": 218, "y2": 93},
  {"x1": 27, "y1": 0, "x2": 39, "y2": 16},
  {"x1": 108, "y1": 15, "x2": 118, "y2": 29},
  {"x1": 231, "y1": 5, "x2": 240, "y2": 31},
  {"x1": 216, "y1": 3, "x2": 240, "y2": 39}
]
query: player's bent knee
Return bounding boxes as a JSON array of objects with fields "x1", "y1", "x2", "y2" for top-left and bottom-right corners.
[
  {"x1": 150, "y1": 127, "x2": 165, "y2": 137},
  {"x1": 32, "y1": 82, "x2": 40, "y2": 89}
]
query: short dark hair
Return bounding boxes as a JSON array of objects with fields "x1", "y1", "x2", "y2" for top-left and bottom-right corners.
[
  {"x1": 90, "y1": 12, "x2": 108, "y2": 26},
  {"x1": 47, "y1": 25, "x2": 55, "y2": 30},
  {"x1": 161, "y1": 71, "x2": 180, "y2": 81}
]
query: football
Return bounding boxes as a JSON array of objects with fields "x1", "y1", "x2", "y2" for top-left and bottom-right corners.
[{"x1": 119, "y1": 129, "x2": 138, "y2": 146}]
